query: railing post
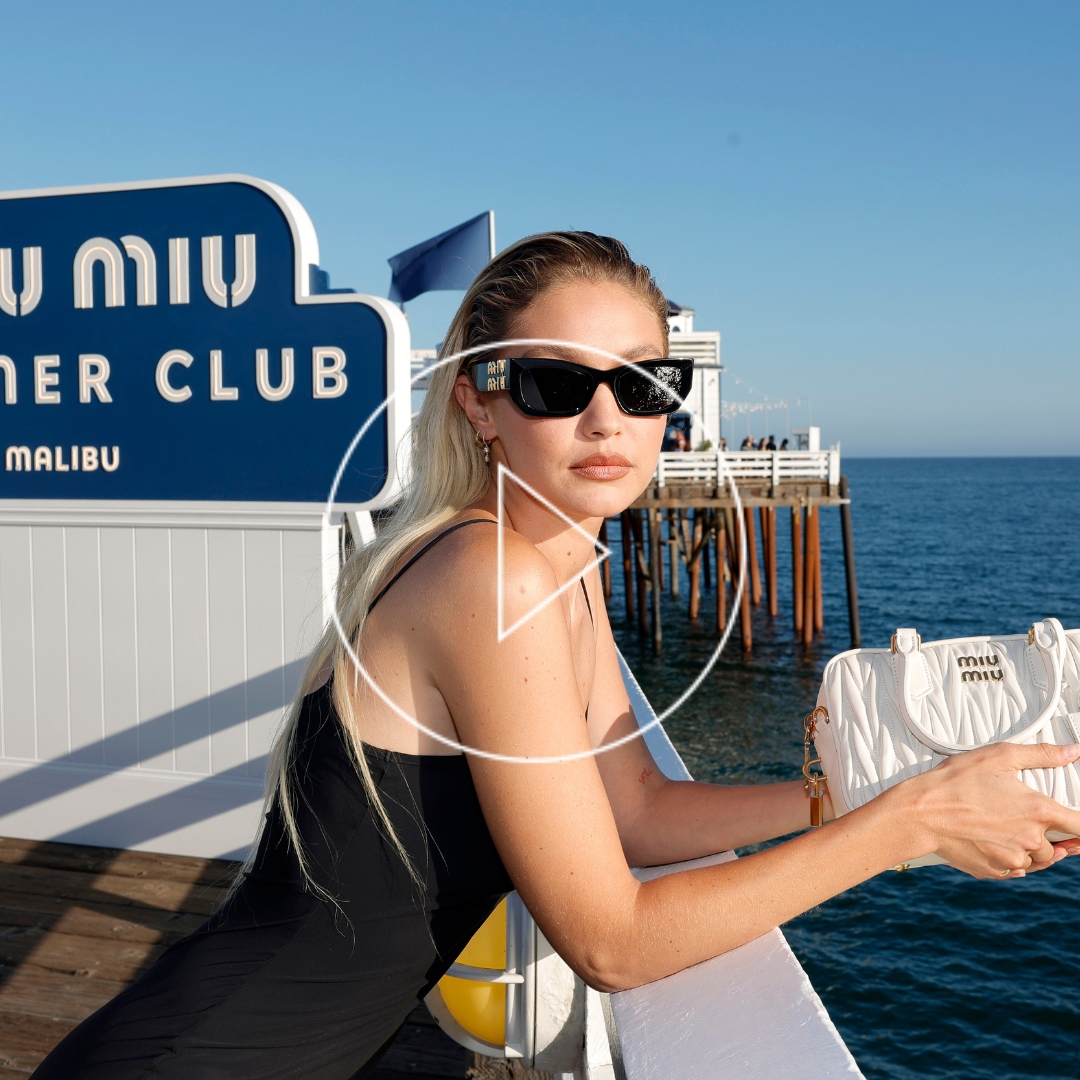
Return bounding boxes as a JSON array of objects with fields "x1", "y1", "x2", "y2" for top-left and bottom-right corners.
[{"x1": 771, "y1": 451, "x2": 780, "y2": 494}]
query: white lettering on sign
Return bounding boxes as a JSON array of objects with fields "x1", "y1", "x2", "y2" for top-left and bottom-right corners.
[
  {"x1": 156, "y1": 350, "x2": 194, "y2": 402},
  {"x1": 79, "y1": 354, "x2": 113, "y2": 403},
  {"x1": 152, "y1": 346, "x2": 349, "y2": 402},
  {"x1": 5, "y1": 445, "x2": 118, "y2": 472},
  {"x1": 0, "y1": 247, "x2": 43, "y2": 316},
  {"x1": 169, "y1": 238, "x2": 190, "y2": 304},
  {"x1": 201, "y1": 237, "x2": 228, "y2": 307},
  {"x1": 34, "y1": 355, "x2": 60, "y2": 404},
  {"x1": 120, "y1": 236, "x2": 157, "y2": 306},
  {"x1": 5, "y1": 446, "x2": 30, "y2": 470},
  {"x1": 0, "y1": 251, "x2": 13, "y2": 317},
  {"x1": 256, "y1": 347, "x2": 294, "y2": 401},
  {"x1": 210, "y1": 350, "x2": 239, "y2": 401},
  {"x1": 312, "y1": 347, "x2": 347, "y2": 399},
  {"x1": 231, "y1": 235, "x2": 256, "y2": 306},
  {"x1": 73, "y1": 238, "x2": 126, "y2": 308},
  {"x1": 0, "y1": 356, "x2": 14, "y2": 404},
  {"x1": 201, "y1": 234, "x2": 256, "y2": 308}
]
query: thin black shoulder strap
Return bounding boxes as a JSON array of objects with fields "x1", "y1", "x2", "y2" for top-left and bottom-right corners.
[
  {"x1": 367, "y1": 518, "x2": 496, "y2": 614},
  {"x1": 580, "y1": 576, "x2": 594, "y2": 627}
]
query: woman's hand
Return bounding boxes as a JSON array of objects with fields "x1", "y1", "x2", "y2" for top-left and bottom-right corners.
[{"x1": 896, "y1": 741, "x2": 1080, "y2": 879}]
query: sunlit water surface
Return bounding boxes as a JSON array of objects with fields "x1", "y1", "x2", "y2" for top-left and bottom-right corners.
[{"x1": 609, "y1": 458, "x2": 1080, "y2": 1080}]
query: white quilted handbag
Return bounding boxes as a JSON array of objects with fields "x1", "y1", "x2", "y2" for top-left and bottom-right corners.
[{"x1": 809, "y1": 618, "x2": 1080, "y2": 867}]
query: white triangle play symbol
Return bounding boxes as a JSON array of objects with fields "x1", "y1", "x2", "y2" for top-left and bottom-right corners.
[{"x1": 496, "y1": 462, "x2": 612, "y2": 642}]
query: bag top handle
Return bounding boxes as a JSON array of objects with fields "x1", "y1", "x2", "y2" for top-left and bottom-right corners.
[{"x1": 893, "y1": 618, "x2": 1066, "y2": 755}]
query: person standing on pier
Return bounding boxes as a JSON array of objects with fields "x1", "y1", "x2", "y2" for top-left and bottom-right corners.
[{"x1": 35, "y1": 232, "x2": 1080, "y2": 1080}]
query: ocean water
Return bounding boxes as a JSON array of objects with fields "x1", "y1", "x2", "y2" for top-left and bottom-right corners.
[{"x1": 609, "y1": 458, "x2": 1080, "y2": 1080}]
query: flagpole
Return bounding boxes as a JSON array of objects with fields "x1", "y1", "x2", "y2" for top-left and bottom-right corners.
[{"x1": 488, "y1": 210, "x2": 496, "y2": 261}]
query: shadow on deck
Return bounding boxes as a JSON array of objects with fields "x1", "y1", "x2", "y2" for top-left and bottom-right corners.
[{"x1": 0, "y1": 837, "x2": 543, "y2": 1079}]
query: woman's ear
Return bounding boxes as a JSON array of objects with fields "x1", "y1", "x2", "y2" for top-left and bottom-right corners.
[{"x1": 454, "y1": 375, "x2": 496, "y2": 438}]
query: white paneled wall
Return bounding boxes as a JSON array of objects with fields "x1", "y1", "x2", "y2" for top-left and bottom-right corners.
[{"x1": 0, "y1": 505, "x2": 336, "y2": 859}]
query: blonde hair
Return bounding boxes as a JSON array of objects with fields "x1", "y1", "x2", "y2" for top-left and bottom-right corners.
[{"x1": 253, "y1": 232, "x2": 668, "y2": 895}]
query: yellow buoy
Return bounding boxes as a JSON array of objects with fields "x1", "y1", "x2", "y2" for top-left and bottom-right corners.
[{"x1": 438, "y1": 897, "x2": 507, "y2": 1047}]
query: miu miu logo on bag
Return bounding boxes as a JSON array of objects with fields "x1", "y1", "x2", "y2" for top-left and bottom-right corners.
[{"x1": 957, "y1": 655, "x2": 1003, "y2": 683}]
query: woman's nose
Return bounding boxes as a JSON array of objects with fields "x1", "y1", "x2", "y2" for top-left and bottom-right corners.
[{"x1": 581, "y1": 382, "x2": 623, "y2": 436}]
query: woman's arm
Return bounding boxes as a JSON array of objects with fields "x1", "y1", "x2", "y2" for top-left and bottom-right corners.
[
  {"x1": 584, "y1": 579, "x2": 820, "y2": 865},
  {"x1": 420, "y1": 530, "x2": 1080, "y2": 993}
]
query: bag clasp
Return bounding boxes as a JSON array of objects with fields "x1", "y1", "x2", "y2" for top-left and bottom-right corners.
[{"x1": 803, "y1": 706, "x2": 829, "y2": 828}]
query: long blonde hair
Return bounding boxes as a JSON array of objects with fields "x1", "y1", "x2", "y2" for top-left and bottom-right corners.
[{"x1": 257, "y1": 231, "x2": 668, "y2": 893}]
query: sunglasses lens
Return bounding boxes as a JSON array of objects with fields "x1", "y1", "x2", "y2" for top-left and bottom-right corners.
[
  {"x1": 519, "y1": 365, "x2": 594, "y2": 415},
  {"x1": 618, "y1": 364, "x2": 687, "y2": 414}
]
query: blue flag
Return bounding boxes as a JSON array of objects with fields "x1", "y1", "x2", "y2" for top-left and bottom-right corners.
[{"x1": 388, "y1": 211, "x2": 494, "y2": 304}]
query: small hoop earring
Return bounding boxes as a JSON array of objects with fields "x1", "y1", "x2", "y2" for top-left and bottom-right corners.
[{"x1": 475, "y1": 429, "x2": 491, "y2": 464}]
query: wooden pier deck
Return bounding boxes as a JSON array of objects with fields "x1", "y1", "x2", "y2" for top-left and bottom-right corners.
[{"x1": 0, "y1": 837, "x2": 537, "y2": 1079}]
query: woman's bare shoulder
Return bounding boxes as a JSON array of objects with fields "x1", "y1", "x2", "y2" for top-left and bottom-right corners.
[{"x1": 371, "y1": 514, "x2": 560, "y2": 631}]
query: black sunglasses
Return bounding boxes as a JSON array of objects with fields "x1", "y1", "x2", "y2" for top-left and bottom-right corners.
[{"x1": 468, "y1": 356, "x2": 694, "y2": 418}]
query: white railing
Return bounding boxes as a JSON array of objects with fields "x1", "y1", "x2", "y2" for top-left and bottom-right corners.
[{"x1": 654, "y1": 450, "x2": 840, "y2": 488}]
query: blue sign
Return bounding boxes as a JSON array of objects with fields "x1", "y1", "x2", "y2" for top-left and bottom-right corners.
[{"x1": 0, "y1": 175, "x2": 409, "y2": 505}]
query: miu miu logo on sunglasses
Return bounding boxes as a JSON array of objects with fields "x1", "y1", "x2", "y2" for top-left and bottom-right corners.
[
  {"x1": 485, "y1": 358, "x2": 507, "y2": 392},
  {"x1": 957, "y1": 655, "x2": 1004, "y2": 682}
]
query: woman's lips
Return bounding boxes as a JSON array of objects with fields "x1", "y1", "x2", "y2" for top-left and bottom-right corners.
[{"x1": 570, "y1": 454, "x2": 633, "y2": 481}]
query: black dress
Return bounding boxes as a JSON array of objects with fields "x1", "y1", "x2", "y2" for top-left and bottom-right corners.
[{"x1": 34, "y1": 520, "x2": 512, "y2": 1080}]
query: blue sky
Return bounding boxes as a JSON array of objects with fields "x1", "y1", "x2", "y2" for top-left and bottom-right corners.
[{"x1": 2, "y1": 1, "x2": 1077, "y2": 454}]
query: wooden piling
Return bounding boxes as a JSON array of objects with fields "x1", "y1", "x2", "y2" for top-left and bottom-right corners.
[
  {"x1": 745, "y1": 507, "x2": 762, "y2": 606},
  {"x1": 649, "y1": 508, "x2": 663, "y2": 652},
  {"x1": 669, "y1": 510, "x2": 680, "y2": 598},
  {"x1": 802, "y1": 502, "x2": 816, "y2": 646},
  {"x1": 688, "y1": 511, "x2": 703, "y2": 621},
  {"x1": 630, "y1": 509, "x2": 649, "y2": 637},
  {"x1": 839, "y1": 475, "x2": 862, "y2": 648},
  {"x1": 620, "y1": 459, "x2": 854, "y2": 649},
  {"x1": 599, "y1": 519, "x2": 612, "y2": 600},
  {"x1": 715, "y1": 513, "x2": 727, "y2": 632},
  {"x1": 731, "y1": 508, "x2": 753, "y2": 651},
  {"x1": 812, "y1": 502, "x2": 824, "y2": 633},
  {"x1": 702, "y1": 514, "x2": 712, "y2": 591},
  {"x1": 792, "y1": 506, "x2": 804, "y2": 635},
  {"x1": 620, "y1": 511, "x2": 635, "y2": 625},
  {"x1": 762, "y1": 507, "x2": 778, "y2": 618}
]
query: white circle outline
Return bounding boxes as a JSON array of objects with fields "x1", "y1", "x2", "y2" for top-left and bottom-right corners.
[{"x1": 325, "y1": 338, "x2": 747, "y2": 764}]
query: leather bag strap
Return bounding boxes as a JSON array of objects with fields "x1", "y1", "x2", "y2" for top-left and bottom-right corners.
[{"x1": 893, "y1": 618, "x2": 1066, "y2": 755}]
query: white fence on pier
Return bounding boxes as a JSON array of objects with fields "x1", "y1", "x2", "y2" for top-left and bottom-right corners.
[{"x1": 654, "y1": 450, "x2": 840, "y2": 489}]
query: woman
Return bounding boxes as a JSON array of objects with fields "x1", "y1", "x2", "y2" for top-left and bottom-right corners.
[{"x1": 36, "y1": 232, "x2": 1080, "y2": 1079}]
